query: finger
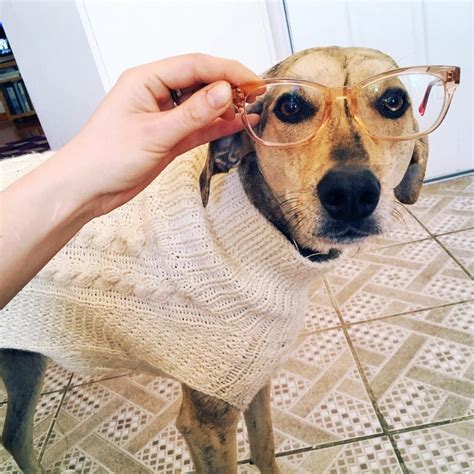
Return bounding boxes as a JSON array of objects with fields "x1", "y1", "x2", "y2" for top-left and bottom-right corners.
[
  {"x1": 175, "y1": 90, "x2": 235, "y2": 119},
  {"x1": 156, "y1": 95, "x2": 175, "y2": 111},
  {"x1": 171, "y1": 113, "x2": 260, "y2": 157},
  {"x1": 220, "y1": 106, "x2": 235, "y2": 121},
  {"x1": 138, "y1": 54, "x2": 262, "y2": 99},
  {"x1": 154, "y1": 80, "x2": 234, "y2": 148},
  {"x1": 173, "y1": 84, "x2": 206, "y2": 103},
  {"x1": 171, "y1": 116, "x2": 245, "y2": 157}
]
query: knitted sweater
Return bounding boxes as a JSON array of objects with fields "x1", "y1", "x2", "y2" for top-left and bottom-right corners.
[{"x1": 0, "y1": 148, "x2": 341, "y2": 409}]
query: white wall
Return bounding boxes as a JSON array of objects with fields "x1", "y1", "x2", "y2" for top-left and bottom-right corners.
[
  {"x1": 285, "y1": 0, "x2": 473, "y2": 179},
  {"x1": 78, "y1": 0, "x2": 281, "y2": 91},
  {"x1": 1, "y1": 0, "x2": 106, "y2": 149}
]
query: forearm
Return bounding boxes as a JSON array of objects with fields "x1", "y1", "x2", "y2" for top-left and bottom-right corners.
[{"x1": 0, "y1": 149, "x2": 93, "y2": 309}]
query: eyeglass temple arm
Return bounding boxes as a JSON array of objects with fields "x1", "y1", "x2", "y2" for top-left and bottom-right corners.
[{"x1": 418, "y1": 79, "x2": 443, "y2": 116}]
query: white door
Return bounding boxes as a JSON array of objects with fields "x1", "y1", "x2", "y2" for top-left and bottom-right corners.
[{"x1": 284, "y1": 0, "x2": 473, "y2": 179}]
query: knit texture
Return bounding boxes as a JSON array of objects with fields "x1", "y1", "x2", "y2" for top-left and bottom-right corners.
[{"x1": 0, "y1": 148, "x2": 342, "y2": 409}]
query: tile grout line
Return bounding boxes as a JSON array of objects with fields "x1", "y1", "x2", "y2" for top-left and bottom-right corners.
[
  {"x1": 435, "y1": 238, "x2": 473, "y2": 280},
  {"x1": 362, "y1": 223, "x2": 473, "y2": 253},
  {"x1": 322, "y1": 276, "x2": 410, "y2": 473},
  {"x1": 66, "y1": 372, "x2": 131, "y2": 390},
  {"x1": 363, "y1": 235, "x2": 431, "y2": 252},
  {"x1": 403, "y1": 206, "x2": 473, "y2": 279},
  {"x1": 334, "y1": 298, "x2": 474, "y2": 328},
  {"x1": 237, "y1": 433, "x2": 385, "y2": 465},
  {"x1": 300, "y1": 298, "x2": 474, "y2": 337},
  {"x1": 389, "y1": 413, "x2": 474, "y2": 436},
  {"x1": 433, "y1": 225, "x2": 474, "y2": 238},
  {"x1": 0, "y1": 372, "x2": 132, "y2": 406},
  {"x1": 238, "y1": 413, "x2": 474, "y2": 465},
  {"x1": 38, "y1": 373, "x2": 74, "y2": 463}
]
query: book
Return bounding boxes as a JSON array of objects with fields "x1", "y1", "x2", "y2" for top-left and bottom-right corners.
[
  {"x1": 5, "y1": 83, "x2": 21, "y2": 115},
  {"x1": 13, "y1": 81, "x2": 29, "y2": 112},
  {"x1": 17, "y1": 81, "x2": 32, "y2": 112}
]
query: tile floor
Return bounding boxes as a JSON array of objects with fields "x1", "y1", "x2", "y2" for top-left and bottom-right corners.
[{"x1": 1, "y1": 175, "x2": 473, "y2": 473}]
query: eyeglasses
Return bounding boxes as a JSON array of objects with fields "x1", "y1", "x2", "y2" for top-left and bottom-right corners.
[{"x1": 233, "y1": 66, "x2": 460, "y2": 147}]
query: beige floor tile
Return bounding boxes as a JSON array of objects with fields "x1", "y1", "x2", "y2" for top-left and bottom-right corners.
[
  {"x1": 348, "y1": 302, "x2": 473, "y2": 430},
  {"x1": 438, "y1": 228, "x2": 474, "y2": 277},
  {"x1": 0, "y1": 392, "x2": 62, "y2": 472},
  {"x1": 407, "y1": 175, "x2": 474, "y2": 234},
  {"x1": 271, "y1": 329, "x2": 383, "y2": 454},
  {"x1": 326, "y1": 238, "x2": 474, "y2": 323},
  {"x1": 395, "y1": 421, "x2": 474, "y2": 473},
  {"x1": 238, "y1": 463, "x2": 260, "y2": 473},
  {"x1": 266, "y1": 436, "x2": 402, "y2": 473},
  {"x1": 304, "y1": 277, "x2": 340, "y2": 332},
  {"x1": 40, "y1": 379, "x2": 161, "y2": 473},
  {"x1": 369, "y1": 203, "x2": 430, "y2": 249}
]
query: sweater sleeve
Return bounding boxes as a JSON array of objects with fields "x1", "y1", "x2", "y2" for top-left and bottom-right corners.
[{"x1": 0, "y1": 152, "x2": 56, "y2": 191}]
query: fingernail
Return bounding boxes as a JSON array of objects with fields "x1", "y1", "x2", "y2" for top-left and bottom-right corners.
[{"x1": 207, "y1": 82, "x2": 231, "y2": 109}]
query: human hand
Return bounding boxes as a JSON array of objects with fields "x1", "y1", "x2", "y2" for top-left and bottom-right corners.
[{"x1": 57, "y1": 53, "x2": 260, "y2": 217}]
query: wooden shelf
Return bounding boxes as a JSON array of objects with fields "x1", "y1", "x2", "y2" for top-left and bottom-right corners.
[
  {"x1": 0, "y1": 56, "x2": 36, "y2": 123},
  {"x1": 10, "y1": 110, "x2": 36, "y2": 120},
  {"x1": 0, "y1": 57, "x2": 16, "y2": 69},
  {"x1": 0, "y1": 74, "x2": 21, "y2": 85}
]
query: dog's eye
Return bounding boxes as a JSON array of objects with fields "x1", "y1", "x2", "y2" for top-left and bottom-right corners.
[
  {"x1": 376, "y1": 88, "x2": 409, "y2": 119},
  {"x1": 273, "y1": 93, "x2": 316, "y2": 124}
]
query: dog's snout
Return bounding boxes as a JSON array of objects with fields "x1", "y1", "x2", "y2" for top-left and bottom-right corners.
[{"x1": 317, "y1": 169, "x2": 380, "y2": 221}]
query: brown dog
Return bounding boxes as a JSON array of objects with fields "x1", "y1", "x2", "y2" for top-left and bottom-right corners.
[
  {"x1": 180, "y1": 46, "x2": 431, "y2": 472},
  {"x1": 2, "y1": 46, "x2": 446, "y2": 473}
]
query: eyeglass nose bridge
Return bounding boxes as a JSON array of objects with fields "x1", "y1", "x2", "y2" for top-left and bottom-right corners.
[
  {"x1": 327, "y1": 86, "x2": 355, "y2": 102},
  {"x1": 324, "y1": 87, "x2": 359, "y2": 122}
]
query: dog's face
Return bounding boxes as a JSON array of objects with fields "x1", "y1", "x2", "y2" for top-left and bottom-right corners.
[{"x1": 202, "y1": 47, "x2": 429, "y2": 261}]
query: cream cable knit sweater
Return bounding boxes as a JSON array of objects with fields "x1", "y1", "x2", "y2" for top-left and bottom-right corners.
[{"x1": 1, "y1": 148, "x2": 341, "y2": 409}]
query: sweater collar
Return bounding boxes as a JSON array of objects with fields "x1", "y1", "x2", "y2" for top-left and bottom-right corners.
[{"x1": 205, "y1": 166, "x2": 342, "y2": 286}]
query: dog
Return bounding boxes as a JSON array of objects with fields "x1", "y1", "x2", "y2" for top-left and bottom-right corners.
[{"x1": 0, "y1": 46, "x2": 432, "y2": 474}]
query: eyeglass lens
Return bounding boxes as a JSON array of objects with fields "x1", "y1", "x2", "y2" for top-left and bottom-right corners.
[
  {"x1": 357, "y1": 73, "x2": 446, "y2": 138},
  {"x1": 244, "y1": 74, "x2": 446, "y2": 144},
  {"x1": 244, "y1": 84, "x2": 325, "y2": 144}
]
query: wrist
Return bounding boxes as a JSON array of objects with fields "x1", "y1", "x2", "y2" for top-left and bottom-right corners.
[
  {"x1": 50, "y1": 142, "x2": 100, "y2": 224},
  {"x1": 0, "y1": 150, "x2": 95, "y2": 307}
]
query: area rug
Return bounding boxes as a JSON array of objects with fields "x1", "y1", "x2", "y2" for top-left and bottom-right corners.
[{"x1": 0, "y1": 135, "x2": 50, "y2": 160}]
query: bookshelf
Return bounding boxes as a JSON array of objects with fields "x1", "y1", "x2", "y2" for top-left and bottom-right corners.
[{"x1": 0, "y1": 56, "x2": 36, "y2": 122}]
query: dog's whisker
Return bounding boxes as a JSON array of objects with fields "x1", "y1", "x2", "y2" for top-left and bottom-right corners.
[{"x1": 304, "y1": 250, "x2": 324, "y2": 259}]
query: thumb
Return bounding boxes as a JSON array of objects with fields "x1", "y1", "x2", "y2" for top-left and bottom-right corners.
[{"x1": 156, "y1": 81, "x2": 233, "y2": 147}]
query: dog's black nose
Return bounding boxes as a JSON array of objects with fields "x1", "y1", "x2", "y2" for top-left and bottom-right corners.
[{"x1": 317, "y1": 169, "x2": 380, "y2": 221}]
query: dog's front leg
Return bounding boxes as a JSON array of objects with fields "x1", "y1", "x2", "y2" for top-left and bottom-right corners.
[
  {"x1": 0, "y1": 349, "x2": 48, "y2": 474},
  {"x1": 244, "y1": 384, "x2": 281, "y2": 473},
  {"x1": 177, "y1": 384, "x2": 240, "y2": 473}
]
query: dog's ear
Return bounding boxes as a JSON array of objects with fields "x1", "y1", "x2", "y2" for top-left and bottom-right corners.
[
  {"x1": 200, "y1": 131, "x2": 255, "y2": 206},
  {"x1": 394, "y1": 136, "x2": 429, "y2": 204}
]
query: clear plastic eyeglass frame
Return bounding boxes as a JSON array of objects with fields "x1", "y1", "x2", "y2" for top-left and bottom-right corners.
[{"x1": 232, "y1": 65, "x2": 461, "y2": 148}]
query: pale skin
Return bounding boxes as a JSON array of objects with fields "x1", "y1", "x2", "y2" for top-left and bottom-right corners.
[{"x1": 0, "y1": 53, "x2": 260, "y2": 309}]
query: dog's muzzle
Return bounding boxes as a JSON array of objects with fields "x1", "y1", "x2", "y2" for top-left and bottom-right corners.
[{"x1": 317, "y1": 168, "x2": 381, "y2": 242}]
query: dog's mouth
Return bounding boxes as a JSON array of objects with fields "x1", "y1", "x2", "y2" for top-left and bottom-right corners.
[
  {"x1": 315, "y1": 216, "x2": 382, "y2": 244},
  {"x1": 296, "y1": 245, "x2": 341, "y2": 263},
  {"x1": 288, "y1": 217, "x2": 381, "y2": 262}
]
